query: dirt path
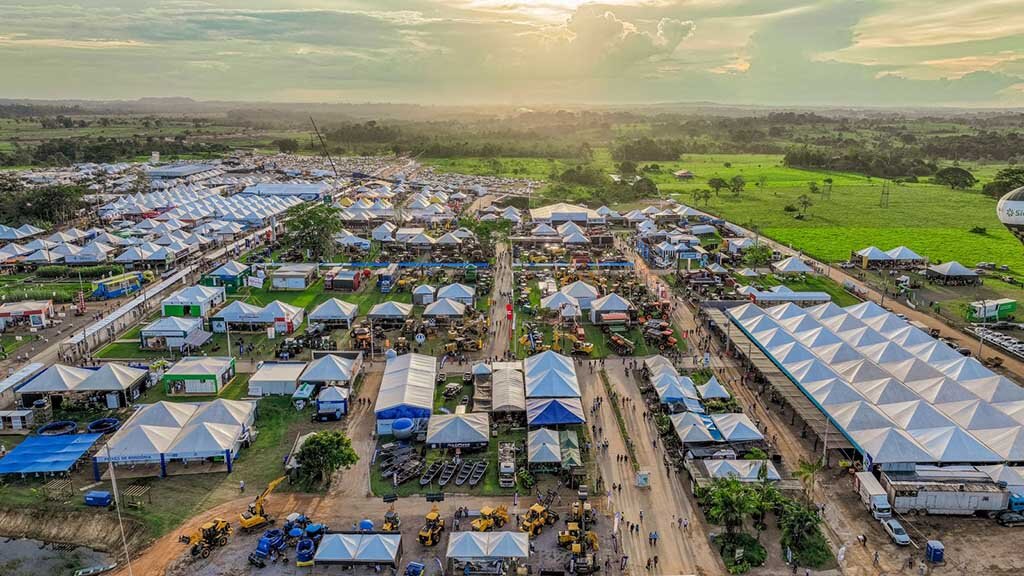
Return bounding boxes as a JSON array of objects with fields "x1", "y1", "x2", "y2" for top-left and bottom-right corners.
[{"x1": 578, "y1": 361, "x2": 722, "y2": 576}]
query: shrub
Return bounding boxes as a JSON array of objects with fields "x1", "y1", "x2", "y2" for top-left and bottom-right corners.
[
  {"x1": 719, "y1": 533, "x2": 766, "y2": 574},
  {"x1": 783, "y1": 204, "x2": 798, "y2": 213},
  {"x1": 34, "y1": 264, "x2": 123, "y2": 279},
  {"x1": 969, "y1": 227, "x2": 987, "y2": 235}
]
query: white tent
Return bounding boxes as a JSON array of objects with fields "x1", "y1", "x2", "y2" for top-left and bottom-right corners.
[
  {"x1": 856, "y1": 246, "x2": 894, "y2": 262},
  {"x1": 560, "y1": 281, "x2": 599, "y2": 309},
  {"x1": 524, "y1": 351, "x2": 580, "y2": 398},
  {"x1": 425, "y1": 413, "x2": 490, "y2": 446},
  {"x1": 437, "y1": 283, "x2": 475, "y2": 305},
  {"x1": 927, "y1": 261, "x2": 977, "y2": 278},
  {"x1": 423, "y1": 298, "x2": 467, "y2": 318},
  {"x1": 589, "y1": 293, "x2": 634, "y2": 323},
  {"x1": 540, "y1": 291, "x2": 580, "y2": 313},
  {"x1": 76, "y1": 363, "x2": 147, "y2": 392},
  {"x1": 375, "y1": 353, "x2": 436, "y2": 433},
  {"x1": 492, "y1": 369, "x2": 526, "y2": 412},
  {"x1": 670, "y1": 412, "x2": 715, "y2": 443},
  {"x1": 528, "y1": 428, "x2": 562, "y2": 463},
  {"x1": 710, "y1": 413, "x2": 764, "y2": 442},
  {"x1": 314, "y1": 533, "x2": 401, "y2": 566},
  {"x1": 772, "y1": 256, "x2": 813, "y2": 274},
  {"x1": 301, "y1": 354, "x2": 358, "y2": 385},
  {"x1": 165, "y1": 421, "x2": 241, "y2": 459},
  {"x1": 697, "y1": 376, "x2": 730, "y2": 400},
  {"x1": 100, "y1": 425, "x2": 179, "y2": 463},
  {"x1": 308, "y1": 298, "x2": 358, "y2": 326},
  {"x1": 368, "y1": 301, "x2": 413, "y2": 319},
  {"x1": 886, "y1": 246, "x2": 925, "y2": 262},
  {"x1": 447, "y1": 532, "x2": 530, "y2": 559},
  {"x1": 737, "y1": 268, "x2": 760, "y2": 277},
  {"x1": 705, "y1": 459, "x2": 781, "y2": 482},
  {"x1": 191, "y1": 398, "x2": 256, "y2": 428},
  {"x1": 17, "y1": 364, "x2": 93, "y2": 393}
]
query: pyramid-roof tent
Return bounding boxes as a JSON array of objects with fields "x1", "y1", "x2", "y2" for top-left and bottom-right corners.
[
  {"x1": 973, "y1": 428, "x2": 1024, "y2": 461},
  {"x1": 210, "y1": 259, "x2": 250, "y2": 278},
  {"x1": 191, "y1": 398, "x2": 256, "y2": 428},
  {"x1": 368, "y1": 301, "x2": 413, "y2": 318},
  {"x1": 860, "y1": 341, "x2": 914, "y2": 367},
  {"x1": 670, "y1": 412, "x2": 715, "y2": 443},
  {"x1": 882, "y1": 400, "x2": 955, "y2": 431},
  {"x1": 850, "y1": 427, "x2": 933, "y2": 464},
  {"x1": 865, "y1": 314, "x2": 911, "y2": 337},
  {"x1": 309, "y1": 298, "x2": 358, "y2": 322},
  {"x1": 779, "y1": 314, "x2": 823, "y2": 335},
  {"x1": 928, "y1": 261, "x2": 976, "y2": 277},
  {"x1": 804, "y1": 301, "x2": 847, "y2": 321},
  {"x1": 845, "y1": 327, "x2": 890, "y2": 349},
  {"x1": 761, "y1": 329, "x2": 798, "y2": 352},
  {"x1": 710, "y1": 413, "x2": 764, "y2": 442},
  {"x1": 907, "y1": 377, "x2": 978, "y2": 404},
  {"x1": 882, "y1": 358, "x2": 944, "y2": 383},
  {"x1": 856, "y1": 378, "x2": 919, "y2": 405},
  {"x1": 301, "y1": 354, "x2": 357, "y2": 384},
  {"x1": 846, "y1": 301, "x2": 890, "y2": 321},
  {"x1": 131, "y1": 401, "x2": 198, "y2": 428},
  {"x1": 526, "y1": 398, "x2": 585, "y2": 426},
  {"x1": 936, "y1": 356, "x2": 993, "y2": 383},
  {"x1": 886, "y1": 246, "x2": 924, "y2": 261},
  {"x1": 830, "y1": 401, "x2": 895, "y2": 431},
  {"x1": 423, "y1": 298, "x2": 467, "y2": 317},
  {"x1": 590, "y1": 292, "x2": 634, "y2": 312},
  {"x1": 705, "y1": 459, "x2": 781, "y2": 482},
  {"x1": 18, "y1": 364, "x2": 93, "y2": 393},
  {"x1": 102, "y1": 425, "x2": 179, "y2": 462},
  {"x1": 540, "y1": 291, "x2": 580, "y2": 312},
  {"x1": 425, "y1": 413, "x2": 490, "y2": 446},
  {"x1": 786, "y1": 359, "x2": 840, "y2": 384},
  {"x1": 698, "y1": 376, "x2": 730, "y2": 400},
  {"x1": 936, "y1": 399, "x2": 1018, "y2": 431},
  {"x1": 821, "y1": 314, "x2": 867, "y2": 335},
  {"x1": 653, "y1": 373, "x2": 698, "y2": 403},
  {"x1": 799, "y1": 327, "x2": 843, "y2": 350},
  {"x1": 736, "y1": 267, "x2": 760, "y2": 277},
  {"x1": 437, "y1": 283, "x2": 475, "y2": 300},
  {"x1": 528, "y1": 428, "x2": 562, "y2": 463},
  {"x1": 814, "y1": 342, "x2": 863, "y2": 365},
  {"x1": 76, "y1": 363, "x2": 148, "y2": 392},
  {"x1": 729, "y1": 303, "x2": 765, "y2": 322},
  {"x1": 165, "y1": 421, "x2": 241, "y2": 459},
  {"x1": 805, "y1": 378, "x2": 866, "y2": 405},
  {"x1": 962, "y1": 376, "x2": 1024, "y2": 404},
  {"x1": 446, "y1": 532, "x2": 492, "y2": 559},
  {"x1": 767, "y1": 302, "x2": 806, "y2": 321},
  {"x1": 855, "y1": 246, "x2": 893, "y2": 261},
  {"x1": 772, "y1": 256, "x2": 812, "y2": 274},
  {"x1": 907, "y1": 340, "x2": 963, "y2": 365},
  {"x1": 910, "y1": 426, "x2": 1001, "y2": 463}
]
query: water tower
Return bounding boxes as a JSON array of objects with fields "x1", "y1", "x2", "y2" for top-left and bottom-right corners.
[{"x1": 997, "y1": 186, "x2": 1024, "y2": 244}]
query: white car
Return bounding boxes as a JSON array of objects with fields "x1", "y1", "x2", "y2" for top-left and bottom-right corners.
[{"x1": 882, "y1": 518, "x2": 911, "y2": 546}]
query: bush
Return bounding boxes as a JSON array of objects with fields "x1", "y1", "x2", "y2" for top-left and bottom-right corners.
[
  {"x1": 719, "y1": 533, "x2": 766, "y2": 574},
  {"x1": 783, "y1": 204, "x2": 798, "y2": 212},
  {"x1": 35, "y1": 264, "x2": 123, "y2": 279},
  {"x1": 969, "y1": 227, "x2": 987, "y2": 235},
  {"x1": 784, "y1": 529, "x2": 833, "y2": 568}
]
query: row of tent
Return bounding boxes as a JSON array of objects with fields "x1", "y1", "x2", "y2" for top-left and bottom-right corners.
[
  {"x1": 729, "y1": 300, "x2": 1024, "y2": 464},
  {"x1": 671, "y1": 411, "x2": 765, "y2": 444},
  {"x1": 527, "y1": 427, "x2": 582, "y2": 467},
  {"x1": 855, "y1": 245, "x2": 926, "y2": 263}
]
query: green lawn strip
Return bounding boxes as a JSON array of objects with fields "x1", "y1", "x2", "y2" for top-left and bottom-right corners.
[{"x1": 600, "y1": 369, "x2": 638, "y2": 471}]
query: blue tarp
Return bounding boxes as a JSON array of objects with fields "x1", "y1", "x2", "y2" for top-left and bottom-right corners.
[
  {"x1": 0, "y1": 433, "x2": 102, "y2": 474},
  {"x1": 527, "y1": 398, "x2": 585, "y2": 426}
]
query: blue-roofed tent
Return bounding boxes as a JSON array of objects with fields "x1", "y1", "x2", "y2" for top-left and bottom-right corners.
[
  {"x1": 375, "y1": 353, "x2": 436, "y2": 434},
  {"x1": 0, "y1": 433, "x2": 102, "y2": 475},
  {"x1": 526, "y1": 397, "x2": 585, "y2": 427}
]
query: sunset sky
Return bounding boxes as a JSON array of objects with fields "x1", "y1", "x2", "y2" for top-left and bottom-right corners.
[{"x1": 2, "y1": 0, "x2": 1022, "y2": 106}]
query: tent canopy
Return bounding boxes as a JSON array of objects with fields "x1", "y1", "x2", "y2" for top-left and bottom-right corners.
[
  {"x1": 528, "y1": 428, "x2": 562, "y2": 463},
  {"x1": 0, "y1": 434, "x2": 102, "y2": 475},
  {"x1": 447, "y1": 532, "x2": 529, "y2": 559},
  {"x1": 492, "y1": 368, "x2": 526, "y2": 412},
  {"x1": 375, "y1": 353, "x2": 436, "y2": 419},
  {"x1": 526, "y1": 398, "x2": 585, "y2": 426},
  {"x1": 301, "y1": 354, "x2": 357, "y2": 384},
  {"x1": 425, "y1": 413, "x2": 490, "y2": 445}
]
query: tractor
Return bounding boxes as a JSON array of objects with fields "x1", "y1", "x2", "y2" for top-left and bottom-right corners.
[
  {"x1": 519, "y1": 503, "x2": 559, "y2": 537},
  {"x1": 383, "y1": 506, "x2": 401, "y2": 532}
]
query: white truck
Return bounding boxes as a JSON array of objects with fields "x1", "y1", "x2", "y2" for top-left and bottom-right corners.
[
  {"x1": 881, "y1": 467, "x2": 1011, "y2": 516},
  {"x1": 855, "y1": 472, "x2": 892, "y2": 519}
]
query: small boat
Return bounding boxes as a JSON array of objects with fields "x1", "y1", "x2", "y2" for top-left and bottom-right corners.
[
  {"x1": 454, "y1": 461, "x2": 473, "y2": 486},
  {"x1": 437, "y1": 460, "x2": 458, "y2": 487},
  {"x1": 395, "y1": 460, "x2": 424, "y2": 485},
  {"x1": 73, "y1": 566, "x2": 118, "y2": 576},
  {"x1": 468, "y1": 461, "x2": 488, "y2": 486},
  {"x1": 419, "y1": 460, "x2": 443, "y2": 486}
]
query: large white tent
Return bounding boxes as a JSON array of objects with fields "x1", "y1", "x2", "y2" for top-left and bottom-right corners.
[
  {"x1": 447, "y1": 532, "x2": 529, "y2": 559},
  {"x1": 560, "y1": 281, "x2": 599, "y2": 309},
  {"x1": 772, "y1": 256, "x2": 813, "y2": 274},
  {"x1": 375, "y1": 353, "x2": 436, "y2": 434},
  {"x1": 729, "y1": 301, "x2": 1024, "y2": 467},
  {"x1": 425, "y1": 413, "x2": 490, "y2": 447},
  {"x1": 528, "y1": 428, "x2": 562, "y2": 464},
  {"x1": 301, "y1": 354, "x2": 359, "y2": 386},
  {"x1": 308, "y1": 298, "x2": 358, "y2": 327},
  {"x1": 523, "y1": 351, "x2": 580, "y2": 398},
  {"x1": 314, "y1": 533, "x2": 402, "y2": 566},
  {"x1": 492, "y1": 369, "x2": 526, "y2": 412}
]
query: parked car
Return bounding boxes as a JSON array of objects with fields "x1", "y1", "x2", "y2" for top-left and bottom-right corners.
[
  {"x1": 882, "y1": 519, "x2": 911, "y2": 546},
  {"x1": 997, "y1": 511, "x2": 1024, "y2": 527}
]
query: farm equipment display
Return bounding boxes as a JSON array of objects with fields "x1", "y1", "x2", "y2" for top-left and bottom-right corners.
[
  {"x1": 471, "y1": 505, "x2": 510, "y2": 532},
  {"x1": 248, "y1": 529, "x2": 287, "y2": 567},
  {"x1": 239, "y1": 476, "x2": 286, "y2": 532},
  {"x1": 383, "y1": 506, "x2": 401, "y2": 531}
]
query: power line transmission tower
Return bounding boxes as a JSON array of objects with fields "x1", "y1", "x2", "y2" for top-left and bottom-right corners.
[{"x1": 879, "y1": 180, "x2": 891, "y2": 208}]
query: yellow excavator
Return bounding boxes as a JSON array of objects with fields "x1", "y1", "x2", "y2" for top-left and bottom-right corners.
[
  {"x1": 180, "y1": 518, "x2": 232, "y2": 559},
  {"x1": 239, "y1": 476, "x2": 286, "y2": 532}
]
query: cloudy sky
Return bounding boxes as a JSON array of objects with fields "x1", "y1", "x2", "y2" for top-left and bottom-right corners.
[{"x1": 1, "y1": 0, "x2": 1023, "y2": 106}]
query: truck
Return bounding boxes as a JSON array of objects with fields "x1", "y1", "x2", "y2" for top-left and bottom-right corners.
[
  {"x1": 881, "y1": 467, "x2": 1017, "y2": 516},
  {"x1": 854, "y1": 472, "x2": 892, "y2": 519},
  {"x1": 498, "y1": 442, "x2": 516, "y2": 488}
]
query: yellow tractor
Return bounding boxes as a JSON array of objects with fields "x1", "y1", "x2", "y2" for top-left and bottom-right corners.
[
  {"x1": 519, "y1": 503, "x2": 559, "y2": 537},
  {"x1": 238, "y1": 476, "x2": 286, "y2": 532},
  {"x1": 418, "y1": 505, "x2": 446, "y2": 546},
  {"x1": 471, "y1": 505, "x2": 510, "y2": 532},
  {"x1": 558, "y1": 523, "x2": 600, "y2": 550},
  {"x1": 180, "y1": 518, "x2": 232, "y2": 559},
  {"x1": 383, "y1": 505, "x2": 401, "y2": 532},
  {"x1": 569, "y1": 499, "x2": 597, "y2": 526}
]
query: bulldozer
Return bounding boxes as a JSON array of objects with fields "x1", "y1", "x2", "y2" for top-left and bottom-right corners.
[
  {"x1": 383, "y1": 505, "x2": 401, "y2": 531},
  {"x1": 471, "y1": 505, "x2": 510, "y2": 532},
  {"x1": 239, "y1": 476, "x2": 286, "y2": 533},
  {"x1": 180, "y1": 518, "x2": 232, "y2": 559},
  {"x1": 417, "y1": 505, "x2": 445, "y2": 546},
  {"x1": 519, "y1": 503, "x2": 559, "y2": 537}
]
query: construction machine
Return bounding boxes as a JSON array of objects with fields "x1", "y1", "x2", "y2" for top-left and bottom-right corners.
[
  {"x1": 471, "y1": 505, "x2": 510, "y2": 532},
  {"x1": 239, "y1": 476, "x2": 286, "y2": 532},
  {"x1": 568, "y1": 542, "x2": 600, "y2": 575},
  {"x1": 417, "y1": 505, "x2": 446, "y2": 546},
  {"x1": 179, "y1": 518, "x2": 232, "y2": 559},
  {"x1": 383, "y1": 505, "x2": 401, "y2": 531},
  {"x1": 608, "y1": 333, "x2": 635, "y2": 356},
  {"x1": 519, "y1": 503, "x2": 559, "y2": 537}
]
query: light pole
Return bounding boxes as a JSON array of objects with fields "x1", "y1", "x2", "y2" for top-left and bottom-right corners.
[{"x1": 978, "y1": 298, "x2": 988, "y2": 358}]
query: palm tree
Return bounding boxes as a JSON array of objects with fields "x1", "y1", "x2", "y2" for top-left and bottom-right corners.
[
  {"x1": 795, "y1": 458, "x2": 824, "y2": 502},
  {"x1": 779, "y1": 501, "x2": 822, "y2": 555},
  {"x1": 750, "y1": 464, "x2": 782, "y2": 541},
  {"x1": 706, "y1": 478, "x2": 755, "y2": 537}
]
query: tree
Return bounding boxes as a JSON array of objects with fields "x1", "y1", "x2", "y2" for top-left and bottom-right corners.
[
  {"x1": 982, "y1": 167, "x2": 1024, "y2": 198},
  {"x1": 633, "y1": 177, "x2": 658, "y2": 197},
  {"x1": 708, "y1": 177, "x2": 728, "y2": 196},
  {"x1": 934, "y1": 166, "x2": 977, "y2": 189},
  {"x1": 795, "y1": 194, "x2": 813, "y2": 217},
  {"x1": 750, "y1": 464, "x2": 782, "y2": 541},
  {"x1": 617, "y1": 160, "x2": 638, "y2": 175},
  {"x1": 272, "y1": 138, "x2": 300, "y2": 154},
  {"x1": 281, "y1": 202, "x2": 343, "y2": 262},
  {"x1": 705, "y1": 478, "x2": 755, "y2": 536},
  {"x1": 807, "y1": 181, "x2": 820, "y2": 194},
  {"x1": 794, "y1": 458, "x2": 823, "y2": 502},
  {"x1": 743, "y1": 244, "x2": 772, "y2": 267},
  {"x1": 295, "y1": 430, "x2": 359, "y2": 487},
  {"x1": 729, "y1": 175, "x2": 746, "y2": 197},
  {"x1": 779, "y1": 501, "x2": 822, "y2": 553},
  {"x1": 691, "y1": 189, "x2": 712, "y2": 207}
]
